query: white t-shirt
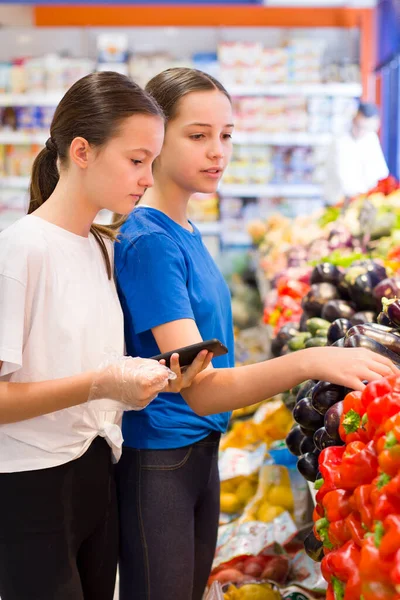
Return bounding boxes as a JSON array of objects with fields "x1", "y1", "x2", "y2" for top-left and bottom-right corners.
[
  {"x1": 0, "y1": 215, "x2": 126, "y2": 472},
  {"x1": 324, "y1": 131, "x2": 389, "y2": 205}
]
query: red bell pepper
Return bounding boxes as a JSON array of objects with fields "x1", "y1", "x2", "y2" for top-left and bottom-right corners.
[
  {"x1": 380, "y1": 515, "x2": 400, "y2": 560},
  {"x1": 350, "y1": 484, "x2": 374, "y2": 531},
  {"x1": 318, "y1": 446, "x2": 345, "y2": 493},
  {"x1": 378, "y1": 434, "x2": 400, "y2": 477},
  {"x1": 390, "y1": 548, "x2": 400, "y2": 588},
  {"x1": 339, "y1": 391, "x2": 369, "y2": 444},
  {"x1": 361, "y1": 581, "x2": 398, "y2": 600},
  {"x1": 345, "y1": 512, "x2": 365, "y2": 547},
  {"x1": 359, "y1": 528, "x2": 393, "y2": 586},
  {"x1": 328, "y1": 519, "x2": 352, "y2": 548},
  {"x1": 339, "y1": 441, "x2": 378, "y2": 491},
  {"x1": 344, "y1": 572, "x2": 362, "y2": 600},
  {"x1": 362, "y1": 379, "x2": 393, "y2": 411},
  {"x1": 367, "y1": 392, "x2": 400, "y2": 430},
  {"x1": 374, "y1": 492, "x2": 400, "y2": 522},
  {"x1": 322, "y1": 489, "x2": 353, "y2": 522},
  {"x1": 322, "y1": 540, "x2": 361, "y2": 584}
]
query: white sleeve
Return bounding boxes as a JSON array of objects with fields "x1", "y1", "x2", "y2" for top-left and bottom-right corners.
[{"x1": 0, "y1": 274, "x2": 26, "y2": 377}]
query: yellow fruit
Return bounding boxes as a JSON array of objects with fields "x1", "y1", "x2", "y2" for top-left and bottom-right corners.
[
  {"x1": 221, "y1": 480, "x2": 237, "y2": 494},
  {"x1": 238, "y1": 583, "x2": 280, "y2": 599},
  {"x1": 224, "y1": 585, "x2": 240, "y2": 600},
  {"x1": 267, "y1": 486, "x2": 294, "y2": 511},
  {"x1": 257, "y1": 503, "x2": 285, "y2": 523},
  {"x1": 220, "y1": 492, "x2": 241, "y2": 514},
  {"x1": 235, "y1": 479, "x2": 256, "y2": 505}
]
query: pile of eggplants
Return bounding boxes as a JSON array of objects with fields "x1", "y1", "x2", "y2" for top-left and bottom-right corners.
[
  {"x1": 286, "y1": 379, "x2": 346, "y2": 482},
  {"x1": 272, "y1": 260, "x2": 400, "y2": 359},
  {"x1": 278, "y1": 259, "x2": 400, "y2": 483},
  {"x1": 286, "y1": 298, "x2": 400, "y2": 483}
]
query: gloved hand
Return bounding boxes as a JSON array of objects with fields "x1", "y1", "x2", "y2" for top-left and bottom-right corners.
[{"x1": 89, "y1": 356, "x2": 176, "y2": 411}]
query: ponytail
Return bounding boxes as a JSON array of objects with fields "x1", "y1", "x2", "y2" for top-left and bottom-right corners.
[{"x1": 28, "y1": 140, "x2": 59, "y2": 214}]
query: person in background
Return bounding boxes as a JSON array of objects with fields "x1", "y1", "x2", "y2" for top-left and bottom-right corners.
[
  {"x1": 114, "y1": 68, "x2": 397, "y2": 600},
  {"x1": 324, "y1": 101, "x2": 389, "y2": 205},
  {"x1": 0, "y1": 71, "x2": 209, "y2": 600}
]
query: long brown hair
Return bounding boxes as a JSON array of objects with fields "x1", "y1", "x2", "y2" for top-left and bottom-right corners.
[
  {"x1": 29, "y1": 71, "x2": 164, "y2": 278},
  {"x1": 145, "y1": 67, "x2": 231, "y2": 121}
]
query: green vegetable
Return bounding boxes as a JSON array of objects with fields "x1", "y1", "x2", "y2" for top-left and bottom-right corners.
[
  {"x1": 305, "y1": 337, "x2": 328, "y2": 348},
  {"x1": 288, "y1": 332, "x2": 312, "y2": 351},
  {"x1": 306, "y1": 317, "x2": 331, "y2": 336}
]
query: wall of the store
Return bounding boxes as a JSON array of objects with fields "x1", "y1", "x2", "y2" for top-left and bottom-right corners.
[{"x1": 0, "y1": 4, "x2": 33, "y2": 26}]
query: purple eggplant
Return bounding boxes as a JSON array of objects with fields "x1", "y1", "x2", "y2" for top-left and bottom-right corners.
[
  {"x1": 321, "y1": 300, "x2": 355, "y2": 322},
  {"x1": 300, "y1": 435, "x2": 316, "y2": 454},
  {"x1": 313, "y1": 427, "x2": 338, "y2": 451},
  {"x1": 324, "y1": 401, "x2": 344, "y2": 443},
  {"x1": 352, "y1": 259, "x2": 387, "y2": 282},
  {"x1": 304, "y1": 530, "x2": 324, "y2": 562},
  {"x1": 347, "y1": 272, "x2": 377, "y2": 311},
  {"x1": 346, "y1": 323, "x2": 400, "y2": 355},
  {"x1": 301, "y1": 283, "x2": 339, "y2": 318},
  {"x1": 276, "y1": 322, "x2": 300, "y2": 346},
  {"x1": 310, "y1": 263, "x2": 342, "y2": 286},
  {"x1": 332, "y1": 337, "x2": 345, "y2": 347},
  {"x1": 378, "y1": 311, "x2": 396, "y2": 327},
  {"x1": 293, "y1": 396, "x2": 324, "y2": 431},
  {"x1": 351, "y1": 311, "x2": 376, "y2": 325},
  {"x1": 296, "y1": 380, "x2": 316, "y2": 404},
  {"x1": 344, "y1": 333, "x2": 400, "y2": 366},
  {"x1": 297, "y1": 451, "x2": 319, "y2": 482},
  {"x1": 311, "y1": 381, "x2": 345, "y2": 415},
  {"x1": 286, "y1": 425, "x2": 306, "y2": 456},
  {"x1": 383, "y1": 298, "x2": 400, "y2": 328},
  {"x1": 327, "y1": 319, "x2": 352, "y2": 346},
  {"x1": 300, "y1": 426, "x2": 314, "y2": 437},
  {"x1": 373, "y1": 277, "x2": 400, "y2": 306}
]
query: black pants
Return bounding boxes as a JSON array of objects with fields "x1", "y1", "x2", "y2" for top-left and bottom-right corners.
[
  {"x1": 116, "y1": 431, "x2": 221, "y2": 600},
  {"x1": 0, "y1": 437, "x2": 118, "y2": 600}
]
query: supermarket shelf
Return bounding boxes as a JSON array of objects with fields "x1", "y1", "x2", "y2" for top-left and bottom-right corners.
[
  {"x1": 0, "y1": 93, "x2": 62, "y2": 107},
  {"x1": 0, "y1": 131, "x2": 48, "y2": 145},
  {"x1": 0, "y1": 177, "x2": 30, "y2": 189},
  {"x1": 233, "y1": 132, "x2": 332, "y2": 146},
  {"x1": 196, "y1": 222, "x2": 222, "y2": 235},
  {"x1": 227, "y1": 83, "x2": 362, "y2": 97},
  {"x1": 219, "y1": 184, "x2": 321, "y2": 197}
]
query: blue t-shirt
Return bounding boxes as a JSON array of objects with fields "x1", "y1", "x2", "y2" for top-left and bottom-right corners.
[{"x1": 115, "y1": 207, "x2": 234, "y2": 449}]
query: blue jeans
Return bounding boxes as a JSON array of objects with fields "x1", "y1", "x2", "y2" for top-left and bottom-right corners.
[{"x1": 116, "y1": 431, "x2": 221, "y2": 600}]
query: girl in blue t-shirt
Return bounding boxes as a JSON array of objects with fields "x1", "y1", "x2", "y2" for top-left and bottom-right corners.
[{"x1": 114, "y1": 68, "x2": 396, "y2": 600}]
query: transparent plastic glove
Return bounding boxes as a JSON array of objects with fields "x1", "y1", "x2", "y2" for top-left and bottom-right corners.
[{"x1": 89, "y1": 356, "x2": 177, "y2": 411}]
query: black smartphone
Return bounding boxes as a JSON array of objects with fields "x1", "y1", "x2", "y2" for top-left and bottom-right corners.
[{"x1": 150, "y1": 339, "x2": 228, "y2": 369}]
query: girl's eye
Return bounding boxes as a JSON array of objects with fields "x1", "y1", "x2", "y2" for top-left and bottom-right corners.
[
  {"x1": 190, "y1": 134, "x2": 205, "y2": 140},
  {"x1": 223, "y1": 134, "x2": 232, "y2": 140},
  {"x1": 131, "y1": 159, "x2": 143, "y2": 165}
]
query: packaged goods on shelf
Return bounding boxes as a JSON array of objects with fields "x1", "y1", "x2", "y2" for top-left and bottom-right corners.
[
  {"x1": 0, "y1": 55, "x2": 94, "y2": 95},
  {"x1": 218, "y1": 39, "x2": 359, "y2": 87}
]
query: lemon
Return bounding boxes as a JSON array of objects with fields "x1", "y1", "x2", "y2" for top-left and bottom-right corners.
[
  {"x1": 220, "y1": 492, "x2": 241, "y2": 514},
  {"x1": 267, "y1": 486, "x2": 294, "y2": 511},
  {"x1": 257, "y1": 503, "x2": 285, "y2": 523},
  {"x1": 238, "y1": 583, "x2": 280, "y2": 599},
  {"x1": 235, "y1": 479, "x2": 256, "y2": 505}
]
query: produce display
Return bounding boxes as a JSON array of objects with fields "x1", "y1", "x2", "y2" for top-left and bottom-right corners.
[
  {"x1": 213, "y1": 178, "x2": 400, "y2": 600},
  {"x1": 249, "y1": 176, "x2": 400, "y2": 285},
  {"x1": 302, "y1": 374, "x2": 400, "y2": 599}
]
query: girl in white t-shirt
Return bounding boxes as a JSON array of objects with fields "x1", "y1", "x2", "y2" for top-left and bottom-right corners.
[{"x1": 0, "y1": 71, "x2": 210, "y2": 600}]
